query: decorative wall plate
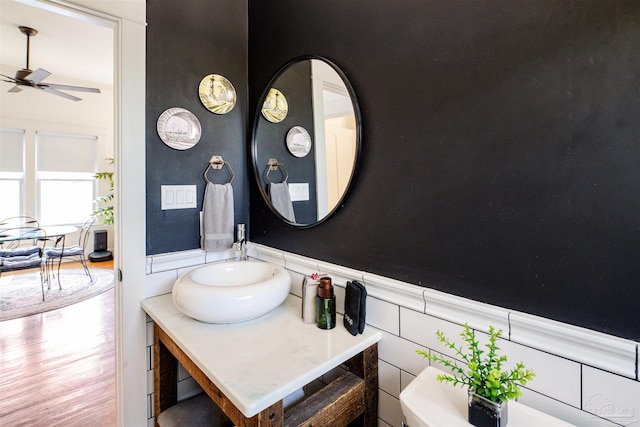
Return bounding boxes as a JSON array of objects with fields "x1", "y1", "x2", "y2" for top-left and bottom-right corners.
[
  {"x1": 286, "y1": 126, "x2": 312, "y2": 157},
  {"x1": 261, "y1": 88, "x2": 288, "y2": 123},
  {"x1": 198, "y1": 74, "x2": 236, "y2": 114},
  {"x1": 156, "y1": 107, "x2": 202, "y2": 150}
]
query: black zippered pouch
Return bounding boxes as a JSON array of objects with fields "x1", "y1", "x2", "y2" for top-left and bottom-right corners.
[{"x1": 344, "y1": 280, "x2": 367, "y2": 335}]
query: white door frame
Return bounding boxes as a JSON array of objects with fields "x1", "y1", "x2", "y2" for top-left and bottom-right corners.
[{"x1": 113, "y1": 8, "x2": 147, "y2": 427}]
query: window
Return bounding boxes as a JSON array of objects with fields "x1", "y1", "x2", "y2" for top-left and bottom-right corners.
[
  {"x1": 0, "y1": 128, "x2": 25, "y2": 219},
  {"x1": 36, "y1": 131, "x2": 97, "y2": 225}
]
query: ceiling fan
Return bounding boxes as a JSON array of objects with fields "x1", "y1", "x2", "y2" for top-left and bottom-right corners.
[{"x1": 1, "y1": 26, "x2": 101, "y2": 101}]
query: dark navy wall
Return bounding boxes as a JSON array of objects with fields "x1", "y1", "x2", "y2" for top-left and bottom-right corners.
[
  {"x1": 248, "y1": 1, "x2": 640, "y2": 340},
  {"x1": 146, "y1": 0, "x2": 248, "y2": 255}
]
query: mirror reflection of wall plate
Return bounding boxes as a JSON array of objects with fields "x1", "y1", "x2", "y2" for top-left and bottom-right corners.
[
  {"x1": 286, "y1": 126, "x2": 312, "y2": 157},
  {"x1": 156, "y1": 107, "x2": 202, "y2": 150},
  {"x1": 198, "y1": 74, "x2": 237, "y2": 114},
  {"x1": 261, "y1": 88, "x2": 288, "y2": 123}
]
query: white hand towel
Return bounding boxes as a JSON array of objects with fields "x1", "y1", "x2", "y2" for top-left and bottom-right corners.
[
  {"x1": 201, "y1": 182, "x2": 234, "y2": 251},
  {"x1": 269, "y1": 182, "x2": 296, "y2": 223}
]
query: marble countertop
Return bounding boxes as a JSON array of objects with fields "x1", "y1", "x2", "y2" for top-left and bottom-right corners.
[{"x1": 142, "y1": 293, "x2": 382, "y2": 418}]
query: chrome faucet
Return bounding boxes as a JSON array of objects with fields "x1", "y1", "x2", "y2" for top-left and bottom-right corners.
[{"x1": 236, "y1": 223, "x2": 247, "y2": 261}]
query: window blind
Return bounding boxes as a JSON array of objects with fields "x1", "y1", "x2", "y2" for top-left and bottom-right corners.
[
  {"x1": 0, "y1": 128, "x2": 25, "y2": 173},
  {"x1": 36, "y1": 131, "x2": 97, "y2": 173}
]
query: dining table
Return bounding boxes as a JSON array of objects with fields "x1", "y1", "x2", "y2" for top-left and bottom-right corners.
[{"x1": 0, "y1": 225, "x2": 78, "y2": 246}]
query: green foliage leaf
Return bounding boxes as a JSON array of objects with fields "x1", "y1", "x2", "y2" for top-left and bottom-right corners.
[
  {"x1": 416, "y1": 323, "x2": 536, "y2": 403},
  {"x1": 93, "y1": 157, "x2": 114, "y2": 225}
]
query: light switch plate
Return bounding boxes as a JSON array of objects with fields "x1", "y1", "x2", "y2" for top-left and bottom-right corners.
[
  {"x1": 161, "y1": 185, "x2": 197, "y2": 210},
  {"x1": 288, "y1": 183, "x2": 310, "y2": 201}
]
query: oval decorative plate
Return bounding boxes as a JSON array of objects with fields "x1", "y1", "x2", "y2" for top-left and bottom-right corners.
[
  {"x1": 156, "y1": 107, "x2": 202, "y2": 150},
  {"x1": 198, "y1": 74, "x2": 237, "y2": 114},
  {"x1": 286, "y1": 126, "x2": 312, "y2": 157},
  {"x1": 261, "y1": 88, "x2": 288, "y2": 123}
]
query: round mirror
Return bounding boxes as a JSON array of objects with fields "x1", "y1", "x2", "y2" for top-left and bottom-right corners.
[{"x1": 252, "y1": 57, "x2": 361, "y2": 227}]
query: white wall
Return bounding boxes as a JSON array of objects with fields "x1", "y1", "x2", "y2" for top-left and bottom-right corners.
[{"x1": 144, "y1": 245, "x2": 640, "y2": 427}]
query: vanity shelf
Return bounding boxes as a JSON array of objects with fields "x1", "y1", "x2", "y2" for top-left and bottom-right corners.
[
  {"x1": 284, "y1": 371, "x2": 364, "y2": 426},
  {"x1": 142, "y1": 294, "x2": 382, "y2": 426}
]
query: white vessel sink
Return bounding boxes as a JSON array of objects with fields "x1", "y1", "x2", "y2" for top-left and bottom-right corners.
[{"x1": 172, "y1": 261, "x2": 291, "y2": 324}]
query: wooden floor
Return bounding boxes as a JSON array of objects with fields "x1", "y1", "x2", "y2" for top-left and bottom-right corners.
[{"x1": 0, "y1": 260, "x2": 117, "y2": 427}]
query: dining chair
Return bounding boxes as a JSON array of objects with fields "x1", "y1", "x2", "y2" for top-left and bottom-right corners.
[
  {"x1": 44, "y1": 216, "x2": 97, "y2": 289},
  {"x1": 0, "y1": 226, "x2": 48, "y2": 300},
  {"x1": 0, "y1": 216, "x2": 39, "y2": 248},
  {"x1": 0, "y1": 216, "x2": 39, "y2": 228}
]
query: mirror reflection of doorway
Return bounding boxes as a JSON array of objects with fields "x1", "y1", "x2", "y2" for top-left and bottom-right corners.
[
  {"x1": 0, "y1": 1, "x2": 116, "y2": 424},
  {"x1": 324, "y1": 112, "x2": 357, "y2": 213},
  {"x1": 311, "y1": 60, "x2": 358, "y2": 219}
]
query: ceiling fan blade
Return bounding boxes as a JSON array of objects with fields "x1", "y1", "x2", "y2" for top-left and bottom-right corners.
[
  {"x1": 7, "y1": 27, "x2": 100, "y2": 102},
  {"x1": 41, "y1": 86, "x2": 82, "y2": 101},
  {"x1": 25, "y1": 68, "x2": 51, "y2": 84},
  {"x1": 1, "y1": 74, "x2": 19, "y2": 83},
  {"x1": 45, "y1": 83, "x2": 101, "y2": 93}
]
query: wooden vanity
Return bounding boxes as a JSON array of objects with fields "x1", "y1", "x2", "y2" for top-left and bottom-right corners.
[{"x1": 142, "y1": 294, "x2": 382, "y2": 426}]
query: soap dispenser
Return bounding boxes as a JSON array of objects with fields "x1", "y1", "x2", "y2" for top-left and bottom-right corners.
[{"x1": 316, "y1": 277, "x2": 336, "y2": 330}]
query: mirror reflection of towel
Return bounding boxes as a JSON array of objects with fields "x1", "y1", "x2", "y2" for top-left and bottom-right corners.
[
  {"x1": 201, "y1": 183, "x2": 234, "y2": 251},
  {"x1": 269, "y1": 182, "x2": 296, "y2": 223}
]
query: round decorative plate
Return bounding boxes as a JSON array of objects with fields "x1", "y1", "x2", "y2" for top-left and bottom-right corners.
[
  {"x1": 156, "y1": 107, "x2": 202, "y2": 150},
  {"x1": 286, "y1": 126, "x2": 312, "y2": 157},
  {"x1": 261, "y1": 88, "x2": 288, "y2": 123},
  {"x1": 198, "y1": 74, "x2": 236, "y2": 114}
]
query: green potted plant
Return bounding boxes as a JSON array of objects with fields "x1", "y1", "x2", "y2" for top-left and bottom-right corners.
[
  {"x1": 417, "y1": 323, "x2": 535, "y2": 427},
  {"x1": 93, "y1": 157, "x2": 114, "y2": 225}
]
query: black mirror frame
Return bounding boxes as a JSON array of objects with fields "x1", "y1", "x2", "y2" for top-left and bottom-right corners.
[{"x1": 251, "y1": 55, "x2": 362, "y2": 228}]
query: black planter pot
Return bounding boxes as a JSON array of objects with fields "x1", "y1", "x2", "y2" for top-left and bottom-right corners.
[{"x1": 468, "y1": 392, "x2": 508, "y2": 427}]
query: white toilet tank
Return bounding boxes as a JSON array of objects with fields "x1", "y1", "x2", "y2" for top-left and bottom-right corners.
[
  {"x1": 400, "y1": 366, "x2": 468, "y2": 427},
  {"x1": 399, "y1": 366, "x2": 576, "y2": 427}
]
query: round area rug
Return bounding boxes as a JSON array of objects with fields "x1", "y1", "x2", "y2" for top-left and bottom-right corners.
[{"x1": 0, "y1": 268, "x2": 114, "y2": 321}]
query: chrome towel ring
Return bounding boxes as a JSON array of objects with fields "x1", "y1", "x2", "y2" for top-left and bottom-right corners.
[
  {"x1": 203, "y1": 155, "x2": 234, "y2": 184},
  {"x1": 265, "y1": 157, "x2": 289, "y2": 184}
]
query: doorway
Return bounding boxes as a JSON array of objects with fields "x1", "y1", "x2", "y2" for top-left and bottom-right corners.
[
  {"x1": 0, "y1": 0, "x2": 117, "y2": 425},
  {"x1": 1, "y1": 1, "x2": 147, "y2": 424}
]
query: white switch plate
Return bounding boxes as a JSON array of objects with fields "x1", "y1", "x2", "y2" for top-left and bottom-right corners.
[
  {"x1": 161, "y1": 185, "x2": 197, "y2": 210},
  {"x1": 288, "y1": 183, "x2": 310, "y2": 201}
]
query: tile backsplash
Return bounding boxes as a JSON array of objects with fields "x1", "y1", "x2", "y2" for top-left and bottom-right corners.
[{"x1": 144, "y1": 243, "x2": 639, "y2": 427}]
